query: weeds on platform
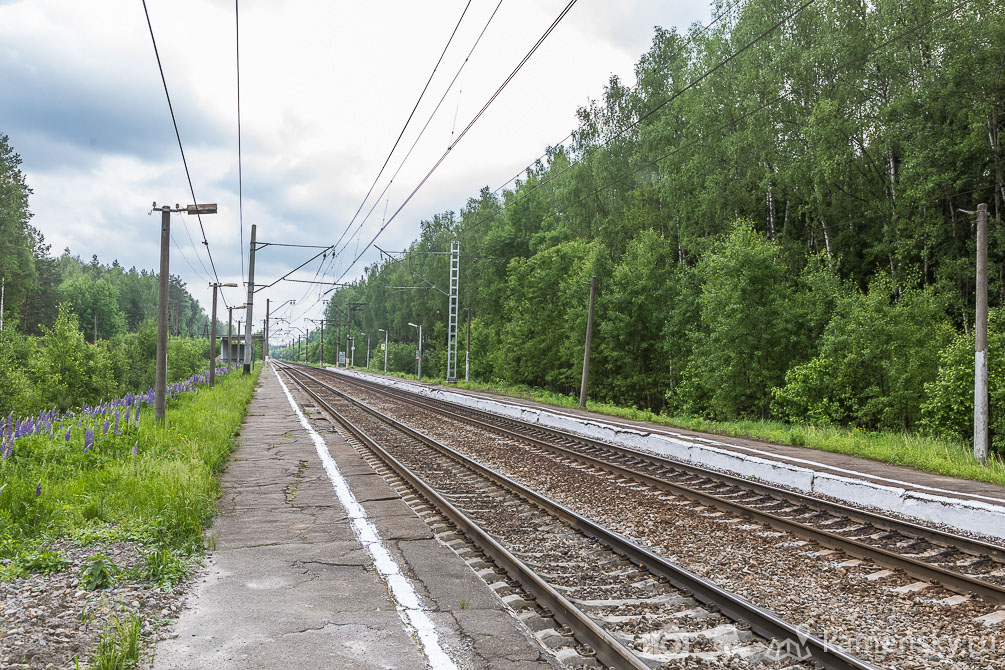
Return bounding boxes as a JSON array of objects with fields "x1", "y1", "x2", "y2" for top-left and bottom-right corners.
[{"x1": 0, "y1": 366, "x2": 261, "y2": 575}]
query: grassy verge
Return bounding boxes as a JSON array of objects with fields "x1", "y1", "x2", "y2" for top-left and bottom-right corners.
[
  {"x1": 0, "y1": 366, "x2": 260, "y2": 572},
  {"x1": 345, "y1": 366, "x2": 1005, "y2": 488}
]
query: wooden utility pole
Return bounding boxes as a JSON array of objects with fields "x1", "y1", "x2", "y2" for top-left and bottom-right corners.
[
  {"x1": 155, "y1": 205, "x2": 170, "y2": 423},
  {"x1": 465, "y1": 307, "x2": 472, "y2": 382},
  {"x1": 976, "y1": 203, "x2": 990, "y2": 464},
  {"x1": 579, "y1": 276, "x2": 596, "y2": 409},
  {"x1": 345, "y1": 303, "x2": 352, "y2": 368},
  {"x1": 93, "y1": 312, "x2": 98, "y2": 343},
  {"x1": 264, "y1": 298, "x2": 270, "y2": 360},
  {"x1": 243, "y1": 225, "x2": 257, "y2": 374},
  {"x1": 210, "y1": 284, "x2": 219, "y2": 387}
]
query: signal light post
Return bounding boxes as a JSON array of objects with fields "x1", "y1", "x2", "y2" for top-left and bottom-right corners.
[
  {"x1": 408, "y1": 322, "x2": 422, "y2": 380},
  {"x1": 378, "y1": 328, "x2": 388, "y2": 373}
]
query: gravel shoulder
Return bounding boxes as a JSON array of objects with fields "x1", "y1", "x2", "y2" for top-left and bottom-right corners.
[{"x1": 0, "y1": 539, "x2": 192, "y2": 670}]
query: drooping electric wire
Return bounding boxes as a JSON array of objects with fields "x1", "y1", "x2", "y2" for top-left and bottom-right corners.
[{"x1": 141, "y1": 0, "x2": 231, "y2": 309}]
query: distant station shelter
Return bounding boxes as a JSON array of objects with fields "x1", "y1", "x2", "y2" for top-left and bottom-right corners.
[{"x1": 220, "y1": 334, "x2": 263, "y2": 367}]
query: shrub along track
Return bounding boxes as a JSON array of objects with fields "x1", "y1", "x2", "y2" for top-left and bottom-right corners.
[{"x1": 277, "y1": 362, "x2": 873, "y2": 670}]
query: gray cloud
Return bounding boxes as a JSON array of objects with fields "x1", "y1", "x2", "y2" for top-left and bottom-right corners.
[{"x1": 0, "y1": 53, "x2": 228, "y2": 171}]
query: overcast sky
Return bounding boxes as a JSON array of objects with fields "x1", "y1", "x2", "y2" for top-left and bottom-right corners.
[{"x1": 0, "y1": 0, "x2": 710, "y2": 338}]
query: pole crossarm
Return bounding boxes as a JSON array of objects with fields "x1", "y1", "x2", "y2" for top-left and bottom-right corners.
[
  {"x1": 254, "y1": 242, "x2": 333, "y2": 250},
  {"x1": 253, "y1": 246, "x2": 333, "y2": 293},
  {"x1": 375, "y1": 245, "x2": 448, "y2": 296}
]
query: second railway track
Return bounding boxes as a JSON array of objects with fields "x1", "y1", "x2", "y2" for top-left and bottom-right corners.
[
  {"x1": 276, "y1": 362, "x2": 875, "y2": 670},
  {"x1": 314, "y1": 366, "x2": 1005, "y2": 607}
]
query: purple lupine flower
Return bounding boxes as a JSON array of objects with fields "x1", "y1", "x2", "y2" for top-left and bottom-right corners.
[
  {"x1": 102, "y1": 419, "x2": 109, "y2": 436},
  {"x1": 84, "y1": 427, "x2": 94, "y2": 452},
  {"x1": 125, "y1": 407, "x2": 132, "y2": 425},
  {"x1": 65, "y1": 427, "x2": 72, "y2": 442},
  {"x1": 35, "y1": 482, "x2": 41, "y2": 498},
  {"x1": 113, "y1": 412, "x2": 120, "y2": 435},
  {"x1": 131, "y1": 442, "x2": 138, "y2": 456}
]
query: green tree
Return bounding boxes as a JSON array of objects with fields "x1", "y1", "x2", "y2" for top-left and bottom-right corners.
[
  {"x1": 672, "y1": 221, "x2": 805, "y2": 419},
  {"x1": 58, "y1": 277, "x2": 127, "y2": 341},
  {"x1": 0, "y1": 134, "x2": 37, "y2": 330}
]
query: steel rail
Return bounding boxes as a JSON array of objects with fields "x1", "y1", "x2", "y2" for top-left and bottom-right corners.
[
  {"x1": 277, "y1": 362, "x2": 877, "y2": 670},
  {"x1": 326, "y1": 369, "x2": 1005, "y2": 605},
  {"x1": 276, "y1": 363, "x2": 644, "y2": 670},
  {"x1": 324, "y1": 368, "x2": 1005, "y2": 603}
]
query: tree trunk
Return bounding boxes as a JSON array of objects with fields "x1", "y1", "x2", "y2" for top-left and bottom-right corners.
[{"x1": 767, "y1": 179, "x2": 777, "y2": 240}]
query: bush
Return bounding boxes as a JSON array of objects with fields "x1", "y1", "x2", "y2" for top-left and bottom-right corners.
[
  {"x1": 772, "y1": 275, "x2": 951, "y2": 431},
  {"x1": 922, "y1": 308, "x2": 1005, "y2": 454},
  {"x1": 0, "y1": 328, "x2": 37, "y2": 417}
]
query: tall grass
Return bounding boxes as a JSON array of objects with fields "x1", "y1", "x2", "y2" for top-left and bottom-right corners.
[{"x1": 0, "y1": 368, "x2": 260, "y2": 565}]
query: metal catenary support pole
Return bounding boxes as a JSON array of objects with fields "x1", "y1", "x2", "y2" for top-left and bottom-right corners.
[
  {"x1": 465, "y1": 307, "x2": 471, "y2": 382},
  {"x1": 345, "y1": 303, "x2": 352, "y2": 368},
  {"x1": 320, "y1": 319, "x2": 325, "y2": 367},
  {"x1": 227, "y1": 307, "x2": 234, "y2": 366},
  {"x1": 243, "y1": 224, "x2": 257, "y2": 374},
  {"x1": 264, "y1": 298, "x2": 270, "y2": 360},
  {"x1": 418, "y1": 324, "x2": 422, "y2": 380},
  {"x1": 579, "y1": 275, "x2": 596, "y2": 409},
  {"x1": 446, "y1": 240, "x2": 460, "y2": 382},
  {"x1": 975, "y1": 203, "x2": 989, "y2": 464},
  {"x1": 366, "y1": 332, "x2": 370, "y2": 369},
  {"x1": 155, "y1": 206, "x2": 171, "y2": 423}
]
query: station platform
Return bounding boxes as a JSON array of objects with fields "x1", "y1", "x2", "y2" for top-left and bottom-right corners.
[
  {"x1": 153, "y1": 364, "x2": 558, "y2": 670},
  {"x1": 336, "y1": 369, "x2": 1005, "y2": 543}
]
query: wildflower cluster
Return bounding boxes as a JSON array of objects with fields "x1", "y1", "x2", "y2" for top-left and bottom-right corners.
[{"x1": 0, "y1": 365, "x2": 238, "y2": 466}]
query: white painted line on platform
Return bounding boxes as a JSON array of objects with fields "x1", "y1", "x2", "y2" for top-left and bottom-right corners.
[{"x1": 274, "y1": 364, "x2": 458, "y2": 670}]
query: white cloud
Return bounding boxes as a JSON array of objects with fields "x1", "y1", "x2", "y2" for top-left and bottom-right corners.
[{"x1": 1, "y1": 0, "x2": 710, "y2": 327}]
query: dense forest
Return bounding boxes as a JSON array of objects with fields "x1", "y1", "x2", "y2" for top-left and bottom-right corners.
[
  {"x1": 0, "y1": 134, "x2": 218, "y2": 416},
  {"x1": 275, "y1": 0, "x2": 1005, "y2": 451}
]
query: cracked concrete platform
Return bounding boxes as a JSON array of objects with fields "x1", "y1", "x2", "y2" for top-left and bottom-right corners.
[{"x1": 152, "y1": 364, "x2": 559, "y2": 670}]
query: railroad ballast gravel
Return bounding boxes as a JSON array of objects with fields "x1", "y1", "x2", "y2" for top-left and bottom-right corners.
[{"x1": 335, "y1": 377, "x2": 1005, "y2": 670}]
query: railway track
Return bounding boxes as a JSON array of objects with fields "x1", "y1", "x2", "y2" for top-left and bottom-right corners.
[
  {"x1": 314, "y1": 366, "x2": 1005, "y2": 607},
  {"x1": 276, "y1": 362, "x2": 875, "y2": 670}
]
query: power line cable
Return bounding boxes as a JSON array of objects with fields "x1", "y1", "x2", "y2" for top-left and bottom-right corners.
[
  {"x1": 236, "y1": 0, "x2": 245, "y2": 284},
  {"x1": 313, "y1": 0, "x2": 505, "y2": 300},
  {"x1": 330, "y1": 0, "x2": 475, "y2": 257},
  {"x1": 329, "y1": 0, "x2": 581, "y2": 289},
  {"x1": 333, "y1": 0, "x2": 743, "y2": 276},
  {"x1": 141, "y1": 0, "x2": 231, "y2": 309},
  {"x1": 330, "y1": 0, "x2": 506, "y2": 271}
]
